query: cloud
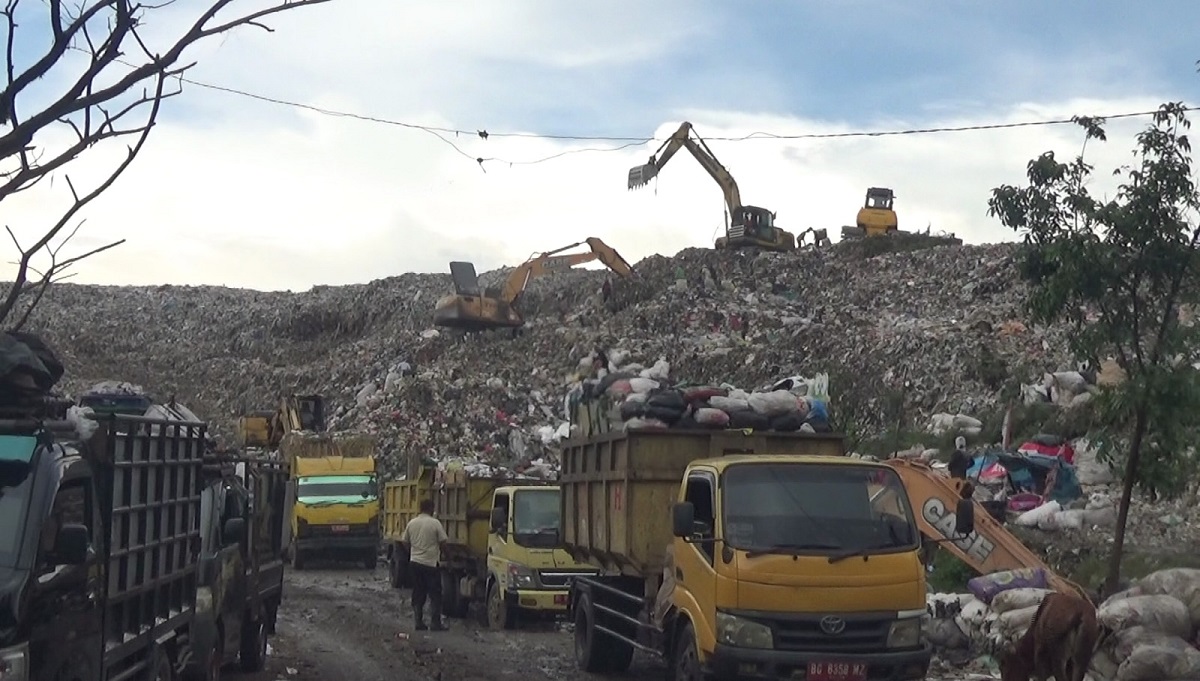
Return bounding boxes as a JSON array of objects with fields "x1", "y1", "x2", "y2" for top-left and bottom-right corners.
[{"x1": 0, "y1": 1, "x2": 1192, "y2": 292}]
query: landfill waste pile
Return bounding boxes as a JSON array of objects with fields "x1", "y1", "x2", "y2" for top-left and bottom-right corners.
[
  {"x1": 925, "y1": 567, "x2": 1200, "y2": 681},
  {"x1": 22, "y1": 241, "x2": 1074, "y2": 481}
]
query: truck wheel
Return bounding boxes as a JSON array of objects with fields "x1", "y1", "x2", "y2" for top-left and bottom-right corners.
[
  {"x1": 441, "y1": 572, "x2": 463, "y2": 618},
  {"x1": 292, "y1": 550, "x2": 306, "y2": 571},
  {"x1": 389, "y1": 554, "x2": 402, "y2": 588},
  {"x1": 674, "y1": 623, "x2": 706, "y2": 681},
  {"x1": 149, "y1": 646, "x2": 175, "y2": 681},
  {"x1": 573, "y1": 592, "x2": 607, "y2": 672},
  {"x1": 239, "y1": 618, "x2": 268, "y2": 672},
  {"x1": 486, "y1": 581, "x2": 516, "y2": 630},
  {"x1": 364, "y1": 551, "x2": 378, "y2": 570}
]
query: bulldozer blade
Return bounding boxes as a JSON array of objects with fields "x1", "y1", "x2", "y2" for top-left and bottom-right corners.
[{"x1": 627, "y1": 162, "x2": 658, "y2": 190}]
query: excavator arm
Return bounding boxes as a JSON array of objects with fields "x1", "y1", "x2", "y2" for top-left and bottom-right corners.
[
  {"x1": 884, "y1": 458, "x2": 1090, "y2": 600},
  {"x1": 628, "y1": 121, "x2": 742, "y2": 216},
  {"x1": 498, "y1": 237, "x2": 634, "y2": 304}
]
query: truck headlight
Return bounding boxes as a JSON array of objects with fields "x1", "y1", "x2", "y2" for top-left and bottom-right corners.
[
  {"x1": 507, "y1": 564, "x2": 537, "y2": 589},
  {"x1": 0, "y1": 642, "x2": 29, "y2": 681},
  {"x1": 887, "y1": 617, "x2": 922, "y2": 649},
  {"x1": 716, "y1": 612, "x2": 774, "y2": 650}
]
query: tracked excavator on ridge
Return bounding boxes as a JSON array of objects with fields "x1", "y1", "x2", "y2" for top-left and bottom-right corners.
[
  {"x1": 628, "y1": 121, "x2": 797, "y2": 253},
  {"x1": 432, "y1": 237, "x2": 634, "y2": 332}
]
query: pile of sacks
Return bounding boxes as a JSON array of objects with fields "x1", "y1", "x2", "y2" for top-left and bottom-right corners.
[
  {"x1": 566, "y1": 350, "x2": 833, "y2": 434},
  {"x1": 925, "y1": 567, "x2": 1200, "y2": 681}
]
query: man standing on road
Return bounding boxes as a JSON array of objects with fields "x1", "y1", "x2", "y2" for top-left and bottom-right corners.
[{"x1": 401, "y1": 498, "x2": 449, "y2": 631}]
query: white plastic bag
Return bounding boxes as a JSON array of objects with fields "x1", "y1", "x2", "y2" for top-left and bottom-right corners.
[
  {"x1": 991, "y1": 588, "x2": 1052, "y2": 614},
  {"x1": 1136, "y1": 568, "x2": 1200, "y2": 625},
  {"x1": 628, "y1": 377, "x2": 659, "y2": 394},
  {"x1": 1115, "y1": 641, "x2": 1200, "y2": 681},
  {"x1": 746, "y1": 390, "x2": 799, "y2": 417},
  {"x1": 708, "y1": 395, "x2": 750, "y2": 413},
  {"x1": 1015, "y1": 501, "x2": 1061, "y2": 527},
  {"x1": 1099, "y1": 594, "x2": 1192, "y2": 638}
]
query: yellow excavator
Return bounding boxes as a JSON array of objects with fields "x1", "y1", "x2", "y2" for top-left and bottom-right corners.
[
  {"x1": 628, "y1": 121, "x2": 796, "y2": 253},
  {"x1": 432, "y1": 237, "x2": 635, "y2": 332}
]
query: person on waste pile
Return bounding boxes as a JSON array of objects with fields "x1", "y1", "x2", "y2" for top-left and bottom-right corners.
[
  {"x1": 948, "y1": 435, "x2": 972, "y2": 482},
  {"x1": 400, "y1": 498, "x2": 449, "y2": 631}
]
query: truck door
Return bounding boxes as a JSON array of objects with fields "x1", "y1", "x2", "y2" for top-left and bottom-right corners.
[
  {"x1": 28, "y1": 471, "x2": 102, "y2": 681},
  {"x1": 673, "y1": 472, "x2": 718, "y2": 628},
  {"x1": 218, "y1": 484, "x2": 249, "y2": 653}
]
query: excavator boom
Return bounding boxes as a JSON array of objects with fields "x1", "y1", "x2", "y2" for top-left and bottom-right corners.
[
  {"x1": 432, "y1": 237, "x2": 634, "y2": 332},
  {"x1": 628, "y1": 121, "x2": 793, "y2": 252},
  {"x1": 885, "y1": 458, "x2": 1089, "y2": 600}
]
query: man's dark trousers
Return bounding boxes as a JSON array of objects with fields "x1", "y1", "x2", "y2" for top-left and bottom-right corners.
[{"x1": 410, "y1": 561, "x2": 444, "y2": 630}]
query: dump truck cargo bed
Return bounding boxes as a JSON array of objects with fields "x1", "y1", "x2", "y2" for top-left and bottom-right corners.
[{"x1": 559, "y1": 429, "x2": 845, "y2": 576}]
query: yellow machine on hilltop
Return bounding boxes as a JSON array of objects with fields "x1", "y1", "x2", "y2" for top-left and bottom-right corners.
[
  {"x1": 841, "y1": 187, "x2": 963, "y2": 245},
  {"x1": 432, "y1": 237, "x2": 634, "y2": 332},
  {"x1": 628, "y1": 121, "x2": 796, "y2": 253}
]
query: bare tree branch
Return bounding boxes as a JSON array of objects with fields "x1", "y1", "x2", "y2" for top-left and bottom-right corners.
[{"x1": 0, "y1": 0, "x2": 331, "y2": 330}]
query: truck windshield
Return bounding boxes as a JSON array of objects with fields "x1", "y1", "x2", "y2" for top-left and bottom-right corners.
[
  {"x1": 0, "y1": 436, "x2": 39, "y2": 568},
  {"x1": 296, "y1": 475, "x2": 376, "y2": 504},
  {"x1": 723, "y1": 463, "x2": 918, "y2": 556},
  {"x1": 512, "y1": 489, "x2": 560, "y2": 549}
]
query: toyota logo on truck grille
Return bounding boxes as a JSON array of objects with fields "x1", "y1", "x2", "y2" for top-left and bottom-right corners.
[{"x1": 819, "y1": 616, "x2": 846, "y2": 635}]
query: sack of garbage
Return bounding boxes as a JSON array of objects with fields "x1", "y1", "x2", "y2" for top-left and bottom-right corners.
[
  {"x1": 991, "y1": 587, "x2": 1052, "y2": 614},
  {"x1": 1134, "y1": 568, "x2": 1200, "y2": 625},
  {"x1": 1113, "y1": 626, "x2": 1190, "y2": 659},
  {"x1": 1115, "y1": 638, "x2": 1200, "y2": 681},
  {"x1": 925, "y1": 617, "x2": 969, "y2": 649},
  {"x1": 708, "y1": 395, "x2": 749, "y2": 413},
  {"x1": 747, "y1": 390, "x2": 799, "y2": 417},
  {"x1": 996, "y1": 604, "x2": 1039, "y2": 639},
  {"x1": 1014, "y1": 501, "x2": 1061, "y2": 528},
  {"x1": 967, "y1": 568, "x2": 1050, "y2": 604},
  {"x1": 1099, "y1": 594, "x2": 1192, "y2": 639},
  {"x1": 694, "y1": 408, "x2": 731, "y2": 428}
]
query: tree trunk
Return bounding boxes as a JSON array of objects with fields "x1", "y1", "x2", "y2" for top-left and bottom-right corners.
[{"x1": 1105, "y1": 406, "x2": 1149, "y2": 596}]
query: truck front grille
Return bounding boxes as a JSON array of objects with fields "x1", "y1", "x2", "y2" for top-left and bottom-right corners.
[
  {"x1": 768, "y1": 615, "x2": 890, "y2": 653},
  {"x1": 537, "y1": 570, "x2": 596, "y2": 589}
]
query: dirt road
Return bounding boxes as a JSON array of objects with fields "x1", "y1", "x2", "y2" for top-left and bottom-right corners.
[
  {"x1": 244, "y1": 565, "x2": 978, "y2": 681},
  {"x1": 251, "y1": 564, "x2": 665, "y2": 681}
]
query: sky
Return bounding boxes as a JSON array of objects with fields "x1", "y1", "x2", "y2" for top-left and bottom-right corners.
[{"x1": 1, "y1": 0, "x2": 1198, "y2": 291}]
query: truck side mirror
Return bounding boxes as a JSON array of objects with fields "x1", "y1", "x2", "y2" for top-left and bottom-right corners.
[
  {"x1": 954, "y1": 498, "x2": 975, "y2": 536},
  {"x1": 53, "y1": 524, "x2": 91, "y2": 565},
  {"x1": 490, "y1": 507, "x2": 506, "y2": 534},
  {"x1": 223, "y1": 517, "x2": 246, "y2": 544},
  {"x1": 672, "y1": 502, "x2": 695, "y2": 538}
]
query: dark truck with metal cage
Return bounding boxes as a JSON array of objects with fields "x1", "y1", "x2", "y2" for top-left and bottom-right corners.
[
  {"x1": 0, "y1": 401, "x2": 208, "y2": 681},
  {"x1": 187, "y1": 452, "x2": 288, "y2": 679},
  {"x1": 561, "y1": 430, "x2": 933, "y2": 681}
]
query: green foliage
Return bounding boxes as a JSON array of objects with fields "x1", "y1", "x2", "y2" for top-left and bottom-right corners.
[
  {"x1": 927, "y1": 549, "x2": 978, "y2": 593},
  {"x1": 987, "y1": 102, "x2": 1200, "y2": 591}
]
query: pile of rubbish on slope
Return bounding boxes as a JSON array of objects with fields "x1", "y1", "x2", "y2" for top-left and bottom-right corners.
[
  {"x1": 565, "y1": 349, "x2": 833, "y2": 436},
  {"x1": 28, "y1": 242, "x2": 1070, "y2": 443},
  {"x1": 926, "y1": 567, "x2": 1200, "y2": 681}
]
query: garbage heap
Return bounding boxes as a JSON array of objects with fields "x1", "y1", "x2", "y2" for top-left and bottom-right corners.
[
  {"x1": 925, "y1": 567, "x2": 1200, "y2": 681},
  {"x1": 565, "y1": 349, "x2": 833, "y2": 437}
]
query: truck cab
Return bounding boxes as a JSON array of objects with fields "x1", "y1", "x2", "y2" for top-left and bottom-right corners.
[
  {"x1": 485, "y1": 485, "x2": 599, "y2": 628},
  {"x1": 289, "y1": 456, "x2": 380, "y2": 570}
]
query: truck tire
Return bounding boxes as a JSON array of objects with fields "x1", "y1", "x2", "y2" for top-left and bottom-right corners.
[
  {"x1": 573, "y1": 592, "x2": 632, "y2": 673},
  {"x1": 674, "y1": 622, "x2": 707, "y2": 681},
  {"x1": 364, "y1": 551, "x2": 378, "y2": 570},
  {"x1": 486, "y1": 581, "x2": 516, "y2": 630},
  {"x1": 239, "y1": 617, "x2": 268, "y2": 672},
  {"x1": 389, "y1": 554, "x2": 402, "y2": 588},
  {"x1": 292, "y1": 549, "x2": 306, "y2": 571},
  {"x1": 441, "y1": 572, "x2": 466, "y2": 618},
  {"x1": 148, "y1": 645, "x2": 175, "y2": 681}
]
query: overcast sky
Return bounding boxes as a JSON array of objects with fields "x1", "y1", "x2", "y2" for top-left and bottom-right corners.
[{"x1": 2, "y1": 0, "x2": 1197, "y2": 291}]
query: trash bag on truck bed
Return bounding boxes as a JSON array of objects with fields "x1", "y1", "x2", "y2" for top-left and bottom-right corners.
[{"x1": 0, "y1": 331, "x2": 65, "y2": 398}]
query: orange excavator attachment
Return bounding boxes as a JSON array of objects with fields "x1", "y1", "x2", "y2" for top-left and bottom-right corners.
[{"x1": 885, "y1": 458, "x2": 1089, "y2": 600}]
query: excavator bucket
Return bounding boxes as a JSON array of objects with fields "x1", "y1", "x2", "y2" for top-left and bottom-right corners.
[{"x1": 627, "y1": 161, "x2": 658, "y2": 190}]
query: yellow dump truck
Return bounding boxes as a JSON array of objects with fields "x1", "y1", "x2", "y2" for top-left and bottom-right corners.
[
  {"x1": 383, "y1": 465, "x2": 599, "y2": 628},
  {"x1": 562, "y1": 430, "x2": 969, "y2": 681},
  {"x1": 282, "y1": 432, "x2": 380, "y2": 570}
]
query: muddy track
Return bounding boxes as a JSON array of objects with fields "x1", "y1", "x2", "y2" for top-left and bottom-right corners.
[{"x1": 264, "y1": 563, "x2": 666, "y2": 681}]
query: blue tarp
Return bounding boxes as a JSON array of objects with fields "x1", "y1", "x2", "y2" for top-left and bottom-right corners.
[{"x1": 965, "y1": 449, "x2": 1082, "y2": 506}]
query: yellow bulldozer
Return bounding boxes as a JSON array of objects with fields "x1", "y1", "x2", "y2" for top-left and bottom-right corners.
[
  {"x1": 236, "y1": 394, "x2": 327, "y2": 450},
  {"x1": 628, "y1": 121, "x2": 795, "y2": 253},
  {"x1": 432, "y1": 237, "x2": 634, "y2": 332},
  {"x1": 840, "y1": 187, "x2": 963, "y2": 245}
]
